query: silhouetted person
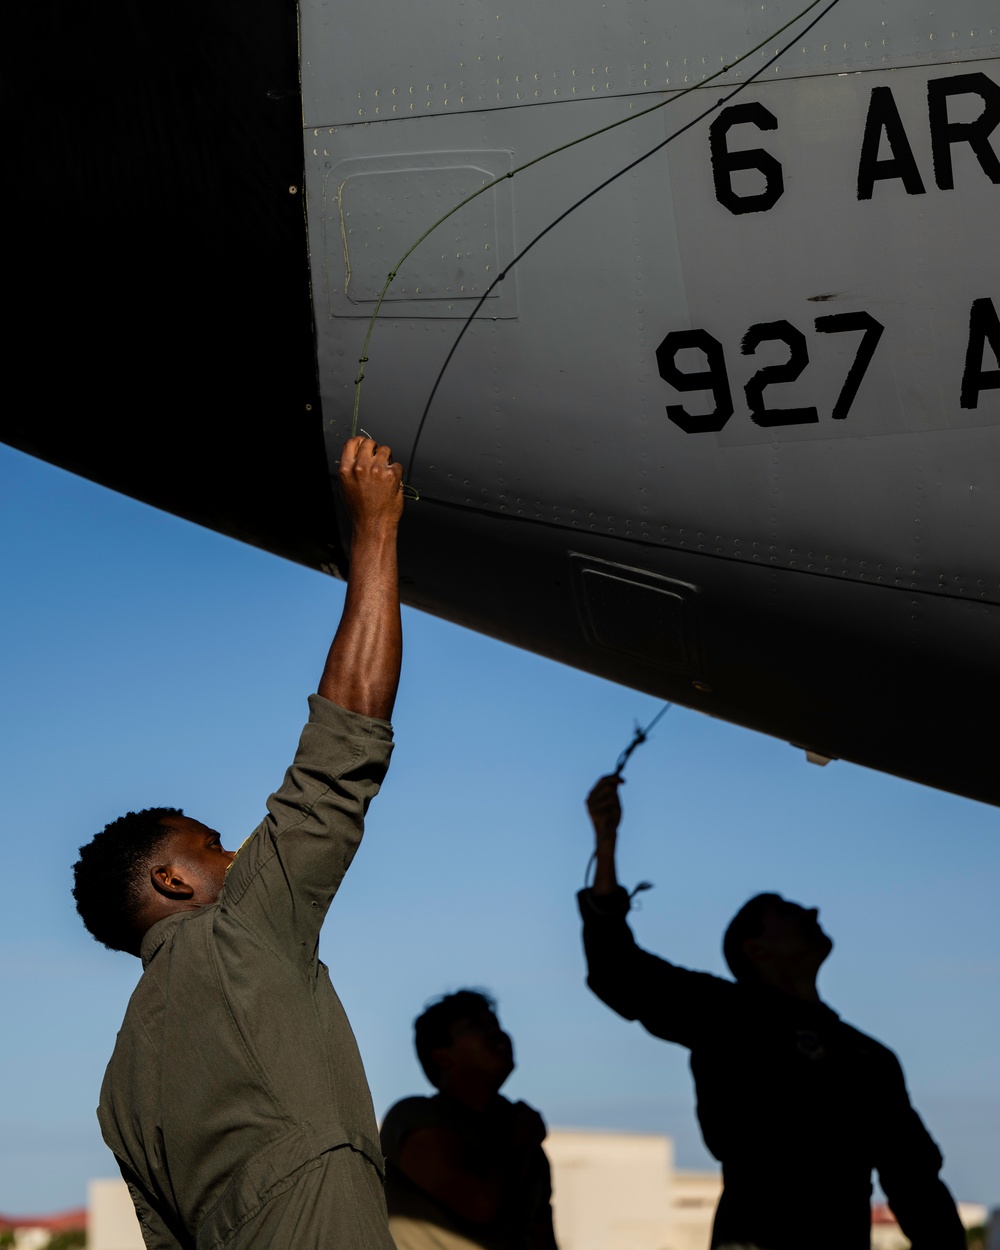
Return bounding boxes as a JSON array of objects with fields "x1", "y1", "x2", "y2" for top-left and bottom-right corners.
[
  {"x1": 579, "y1": 774, "x2": 965, "y2": 1250},
  {"x1": 381, "y1": 991, "x2": 558, "y2": 1250},
  {"x1": 72, "y1": 437, "x2": 404, "y2": 1248}
]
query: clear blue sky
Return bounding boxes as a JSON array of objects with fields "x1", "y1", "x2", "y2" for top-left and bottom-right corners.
[{"x1": 1, "y1": 445, "x2": 997, "y2": 1216}]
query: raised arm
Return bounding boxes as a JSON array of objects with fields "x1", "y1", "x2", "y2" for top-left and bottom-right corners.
[
  {"x1": 587, "y1": 773, "x2": 623, "y2": 895},
  {"x1": 580, "y1": 773, "x2": 732, "y2": 1049},
  {"x1": 219, "y1": 438, "x2": 403, "y2": 955},
  {"x1": 318, "y1": 436, "x2": 404, "y2": 721}
]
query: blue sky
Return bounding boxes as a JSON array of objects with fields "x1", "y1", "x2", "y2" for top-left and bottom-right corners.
[{"x1": 1, "y1": 444, "x2": 997, "y2": 1216}]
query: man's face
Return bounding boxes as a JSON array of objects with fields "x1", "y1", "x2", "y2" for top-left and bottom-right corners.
[
  {"x1": 156, "y1": 816, "x2": 236, "y2": 905},
  {"x1": 442, "y1": 1009, "x2": 515, "y2": 1088},
  {"x1": 756, "y1": 898, "x2": 833, "y2": 970}
]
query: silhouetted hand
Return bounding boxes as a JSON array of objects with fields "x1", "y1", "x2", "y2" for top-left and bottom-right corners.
[
  {"x1": 587, "y1": 774, "x2": 622, "y2": 895},
  {"x1": 587, "y1": 774, "x2": 622, "y2": 848}
]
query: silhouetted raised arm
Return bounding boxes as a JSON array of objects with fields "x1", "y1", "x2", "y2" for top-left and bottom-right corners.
[
  {"x1": 586, "y1": 773, "x2": 622, "y2": 896},
  {"x1": 580, "y1": 774, "x2": 732, "y2": 1049}
]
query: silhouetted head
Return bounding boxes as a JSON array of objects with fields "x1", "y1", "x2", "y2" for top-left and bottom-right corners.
[
  {"x1": 724, "y1": 893, "x2": 833, "y2": 987},
  {"x1": 414, "y1": 990, "x2": 514, "y2": 1094},
  {"x1": 73, "y1": 810, "x2": 236, "y2": 956}
]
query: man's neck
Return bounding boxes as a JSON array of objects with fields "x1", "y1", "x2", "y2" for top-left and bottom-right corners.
[
  {"x1": 756, "y1": 968, "x2": 822, "y2": 1003},
  {"x1": 439, "y1": 1075, "x2": 503, "y2": 1113}
]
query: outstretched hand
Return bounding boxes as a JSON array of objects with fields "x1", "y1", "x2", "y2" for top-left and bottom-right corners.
[
  {"x1": 318, "y1": 438, "x2": 403, "y2": 721},
  {"x1": 587, "y1": 774, "x2": 622, "y2": 847},
  {"x1": 338, "y1": 436, "x2": 404, "y2": 537},
  {"x1": 587, "y1": 774, "x2": 622, "y2": 896}
]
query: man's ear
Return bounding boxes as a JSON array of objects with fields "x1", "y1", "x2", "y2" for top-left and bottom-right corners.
[{"x1": 150, "y1": 862, "x2": 196, "y2": 900}]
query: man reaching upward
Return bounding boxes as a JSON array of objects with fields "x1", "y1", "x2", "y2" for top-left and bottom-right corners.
[
  {"x1": 579, "y1": 774, "x2": 965, "y2": 1250},
  {"x1": 72, "y1": 437, "x2": 404, "y2": 1249}
]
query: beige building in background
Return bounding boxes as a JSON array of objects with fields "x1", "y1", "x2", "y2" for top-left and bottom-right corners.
[
  {"x1": 86, "y1": 1131, "x2": 988, "y2": 1250},
  {"x1": 87, "y1": 1180, "x2": 144, "y2": 1250},
  {"x1": 546, "y1": 1129, "x2": 720, "y2": 1250},
  {"x1": 870, "y1": 1199, "x2": 988, "y2": 1250},
  {"x1": 88, "y1": 1128, "x2": 721, "y2": 1250}
]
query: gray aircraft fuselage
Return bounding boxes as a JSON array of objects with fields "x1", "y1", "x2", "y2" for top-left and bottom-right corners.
[{"x1": 3, "y1": 0, "x2": 998, "y2": 803}]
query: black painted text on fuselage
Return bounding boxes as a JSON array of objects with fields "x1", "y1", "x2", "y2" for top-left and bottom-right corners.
[
  {"x1": 656, "y1": 299, "x2": 999, "y2": 432},
  {"x1": 708, "y1": 71, "x2": 1000, "y2": 213}
]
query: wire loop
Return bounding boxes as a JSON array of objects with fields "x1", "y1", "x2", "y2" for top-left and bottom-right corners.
[{"x1": 348, "y1": 0, "x2": 843, "y2": 449}]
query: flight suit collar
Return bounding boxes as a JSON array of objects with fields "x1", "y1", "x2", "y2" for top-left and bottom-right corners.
[{"x1": 140, "y1": 912, "x2": 190, "y2": 968}]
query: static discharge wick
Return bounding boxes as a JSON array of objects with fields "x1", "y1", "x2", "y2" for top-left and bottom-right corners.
[
  {"x1": 583, "y1": 703, "x2": 669, "y2": 896},
  {"x1": 615, "y1": 702, "x2": 673, "y2": 777},
  {"x1": 611, "y1": 702, "x2": 672, "y2": 899}
]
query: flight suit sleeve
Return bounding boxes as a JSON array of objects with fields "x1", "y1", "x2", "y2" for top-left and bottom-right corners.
[
  {"x1": 872, "y1": 1052, "x2": 966, "y2": 1250},
  {"x1": 578, "y1": 886, "x2": 732, "y2": 1049},
  {"x1": 118, "y1": 1165, "x2": 192, "y2": 1250},
  {"x1": 219, "y1": 694, "x2": 393, "y2": 957}
]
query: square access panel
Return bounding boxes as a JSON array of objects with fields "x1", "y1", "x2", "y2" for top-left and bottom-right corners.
[
  {"x1": 320, "y1": 151, "x2": 518, "y2": 320},
  {"x1": 572, "y1": 554, "x2": 702, "y2": 676}
]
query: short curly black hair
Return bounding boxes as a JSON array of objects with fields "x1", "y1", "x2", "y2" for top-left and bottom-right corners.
[
  {"x1": 414, "y1": 989, "x2": 497, "y2": 1087},
  {"x1": 72, "y1": 807, "x2": 183, "y2": 956}
]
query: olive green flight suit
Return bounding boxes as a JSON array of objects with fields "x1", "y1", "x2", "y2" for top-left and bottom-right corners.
[{"x1": 98, "y1": 696, "x2": 397, "y2": 1250}]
